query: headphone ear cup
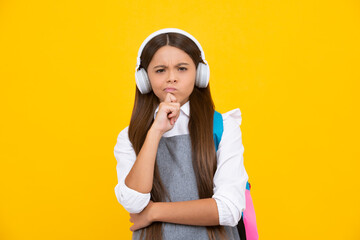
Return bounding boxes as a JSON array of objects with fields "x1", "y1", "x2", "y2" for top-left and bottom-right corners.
[
  {"x1": 135, "y1": 68, "x2": 152, "y2": 94},
  {"x1": 195, "y1": 62, "x2": 210, "y2": 88}
]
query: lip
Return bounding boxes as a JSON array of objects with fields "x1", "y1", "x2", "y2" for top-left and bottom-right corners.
[{"x1": 164, "y1": 88, "x2": 177, "y2": 92}]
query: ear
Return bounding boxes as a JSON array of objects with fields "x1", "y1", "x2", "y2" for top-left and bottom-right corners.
[{"x1": 135, "y1": 68, "x2": 152, "y2": 94}]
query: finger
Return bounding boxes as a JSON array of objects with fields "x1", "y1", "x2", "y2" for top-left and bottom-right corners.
[
  {"x1": 167, "y1": 103, "x2": 180, "y2": 114},
  {"x1": 130, "y1": 224, "x2": 139, "y2": 232},
  {"x1": 168, "y1": 102, "x2": 180, "y2": 109},
  {"x1": 169, "y1": 93, "x2": 177, "y2": 103},
  {"x1": 129, "y1": 213, "x2": 137, "y2": 223},
  {"x1": 164, "y1": 93, "x2": 173, "y2": 103},
  {"x1": 165, "y1": 106, "x2": 178, "y2": 117},
  {"x1": 164, "y1": 93, "x2": 177, "y2": 103},
  {"x1": 174, "y1": 115, "x2": 180, "y2": 123},
  {"x1": 168, "y1": 112, "x2": 178, "y2": 121},
  {"x1": 168, "y1": 107, "x2": 180, "y2": 119}
]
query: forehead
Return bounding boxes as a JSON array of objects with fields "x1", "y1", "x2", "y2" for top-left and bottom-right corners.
[{"x1": 150, "y1": 45, "x2": 193, "y2": 64}]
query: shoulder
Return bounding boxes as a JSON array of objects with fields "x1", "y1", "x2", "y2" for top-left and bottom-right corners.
[
  {"x1": 117, "y1": 126, "x2": 129, "y2": 140},
  {"x1": 216, "y1": 108, "x2": 244, "y2": 156},
  {"x1": 221, "y1": 108, "x2": 242, "y2": 130},
  {"x1": 114, "y1": 125, "x2": 137, "y2": 162},
  {"x1": 115, "y1": 126, "x2": 133, "y2": 150}
]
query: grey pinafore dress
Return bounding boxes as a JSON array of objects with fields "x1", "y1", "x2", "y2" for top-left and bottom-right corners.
[{"x1": 132, "y1": 134, "x2": 241, "y2": 240}]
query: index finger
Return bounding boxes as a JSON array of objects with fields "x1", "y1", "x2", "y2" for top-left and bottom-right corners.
[{"x1": 164, "y1": 92, "x2": 177, "y2": 103}]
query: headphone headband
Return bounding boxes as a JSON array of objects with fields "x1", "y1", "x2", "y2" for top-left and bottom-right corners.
[{"x1": 135, "y1": 28, "x2": 208, "y2": 72}]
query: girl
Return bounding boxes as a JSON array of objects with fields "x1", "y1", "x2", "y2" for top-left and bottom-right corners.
[{"x1": 114, "y1": 28, "x2": 248, "y2": 240}]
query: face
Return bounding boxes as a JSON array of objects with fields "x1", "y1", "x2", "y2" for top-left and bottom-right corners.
[{"x1": 147, "y1": 45, "x2": 197, "y2": 106}]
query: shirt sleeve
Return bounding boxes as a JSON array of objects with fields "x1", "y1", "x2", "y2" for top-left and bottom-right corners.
[
  {"x1": 212, "y1": 108, "x2": 249, "y2": 227},
  {"x1": 114, "y1": 126, "x2": 151, "y2": 213}
]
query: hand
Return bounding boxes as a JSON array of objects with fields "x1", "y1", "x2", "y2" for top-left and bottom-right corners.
[
  {"x1": 151, "y1": 93, "x2": 180, "y2": 135},
  {"x1": 129, "y1": 201, "x2": 155, "y2": 232}
]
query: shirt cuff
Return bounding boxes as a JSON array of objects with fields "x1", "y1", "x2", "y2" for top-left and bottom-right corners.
[
  {"x1": 114, "y1": 180, "x2": 150, "y2": 213},
  {"x1": 213, "y1": 196, "x2": 242, "y2": 227}
]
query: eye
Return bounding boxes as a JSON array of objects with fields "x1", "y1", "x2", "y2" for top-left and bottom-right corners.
[
  {"x1": 179, "y1": 67, "x2": 187, "y2": 71},
  {"x1": 155, "y1": 69, "x2": 165, "y2": 73}
]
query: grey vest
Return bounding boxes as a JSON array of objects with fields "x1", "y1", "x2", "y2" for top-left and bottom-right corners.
[{"x1": 132, "y1": 134, "x2": 240, "y2": 240}]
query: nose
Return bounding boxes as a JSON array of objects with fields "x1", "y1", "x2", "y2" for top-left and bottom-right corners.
[{"x1": 167, "y1": 69, "x2": 177, "y2": 83}]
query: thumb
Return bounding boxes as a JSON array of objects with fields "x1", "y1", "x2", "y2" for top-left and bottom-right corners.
[{"x1": 164, "y1": 92, "x2": 177, "y2": 103}]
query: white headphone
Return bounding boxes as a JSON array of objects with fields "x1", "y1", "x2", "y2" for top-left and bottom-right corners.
[{"x1": 135, "y1": 28, "x2": 210, "y2": 94}]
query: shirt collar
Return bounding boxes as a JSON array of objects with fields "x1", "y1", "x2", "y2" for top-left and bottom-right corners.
[{"x1": 154, "y1": 100, "x2": 190, "y2": 119}]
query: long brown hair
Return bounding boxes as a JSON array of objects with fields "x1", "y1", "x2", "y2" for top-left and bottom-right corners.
[{"x1": 128, "y1": 32, "x2": 227, "y2": 240}]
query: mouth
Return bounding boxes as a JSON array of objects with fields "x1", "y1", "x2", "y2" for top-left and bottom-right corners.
[{"x1": 164, "y1": 88, "x2": 177, "y2": 93}]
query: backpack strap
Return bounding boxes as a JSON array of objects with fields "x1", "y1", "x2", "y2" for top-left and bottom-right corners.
[{"x1": 213, "y1": 110, "x2": 224, "y2": 152}]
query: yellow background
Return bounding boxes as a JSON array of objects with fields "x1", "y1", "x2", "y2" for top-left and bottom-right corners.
[{"x1": 1, "y1": 0, "x2": 359, "y2": 239}]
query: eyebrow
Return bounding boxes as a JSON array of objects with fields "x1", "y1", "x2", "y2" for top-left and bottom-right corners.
[{"x1": 153, "y1": 62, "x2": 190, "y2": 69}]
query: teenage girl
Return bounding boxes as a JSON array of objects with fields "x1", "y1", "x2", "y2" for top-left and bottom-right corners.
[{"x1": 114, "y1": 28, "x2": 248, "y2": 240}]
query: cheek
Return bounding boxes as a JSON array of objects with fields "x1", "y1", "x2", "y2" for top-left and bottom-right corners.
[
  {"x1": 181, "y1": 80, "x2": 195, "y2": 96},
  {"x1": 148, "y1": 74, "x2": 162, "y2": 88},
  {"x1": 185, "y1": 71, "x2": 196, "y2": 87},
  {"x1": 190, "y1": 68, "x2": 197, "y2": 80},
  {"x1": 186, "y1": 84, "x2": 195, "y2": 95},
  {"x1": 148, "y1": 76, "x2": 164, "y2": 97}
]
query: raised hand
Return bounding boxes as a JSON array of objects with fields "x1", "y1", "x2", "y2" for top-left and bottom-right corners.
[{"x1": 151, "y1": 92, "x2": 180, "y2": 135}]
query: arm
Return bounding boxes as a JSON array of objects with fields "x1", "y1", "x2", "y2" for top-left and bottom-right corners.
[
  {"x1": 153, "y1": 198, "x2": 219, "y2": 225},
  {"x1": 130, "y1": 198, "x2": 219, "y2": 231},
  {"x1": 212, "y1": 108, "x2": 248, "y2": 226},
  {"x1": 115, "y1": 93, "x2": 180, "y2": 213},
  {"x1": 125, "y1": 93, "x2": 180, "y2": 193},
  {"x1": 124, "y1": 127, "x2": 162, "y2": 193},
  {"x1": 114, "y1": 127, "x2": 152, "y2": 213}
]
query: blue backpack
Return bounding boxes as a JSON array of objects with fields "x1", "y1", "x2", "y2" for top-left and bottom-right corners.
[{"x1": 213, "y1": 110, "x2": 258, "y2": 240}]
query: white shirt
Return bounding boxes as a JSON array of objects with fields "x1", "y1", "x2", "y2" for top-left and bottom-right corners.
[{"x1": 114, "y1": 100, "x2": 249, "y2": 227}]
